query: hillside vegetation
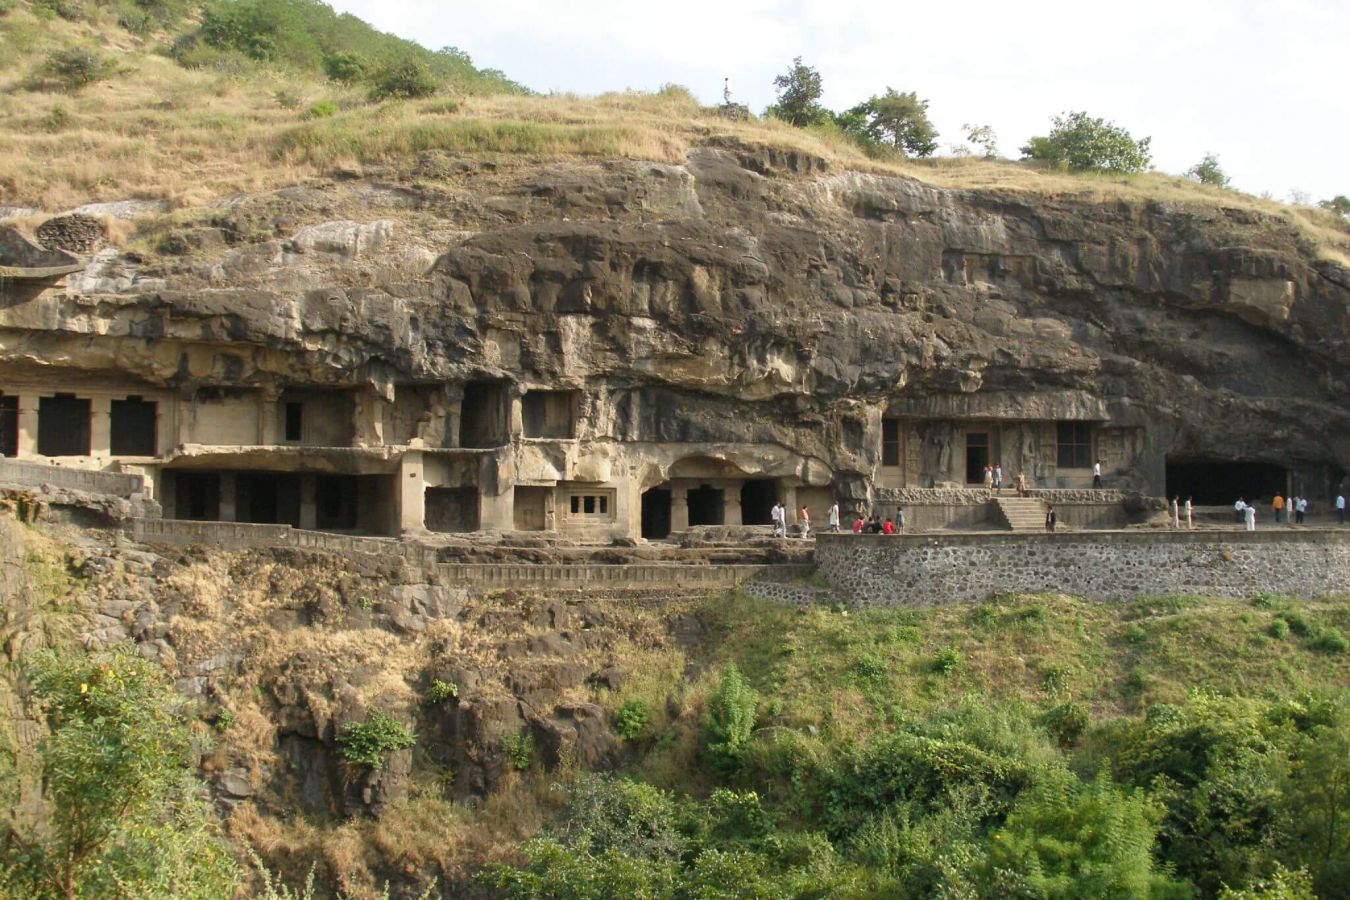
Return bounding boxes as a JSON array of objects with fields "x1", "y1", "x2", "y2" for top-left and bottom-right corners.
[{"x1": 1, "y1": 0, "x2": 1348, "y2": 268}]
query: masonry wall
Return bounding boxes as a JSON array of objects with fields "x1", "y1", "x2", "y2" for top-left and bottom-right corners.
[{"x1": 816, "y1": 531, "x2": 1350, "y2": 605}]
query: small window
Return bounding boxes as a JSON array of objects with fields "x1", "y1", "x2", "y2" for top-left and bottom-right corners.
[
  {"x1": 565, "y1": 491, "x2": 614, "y2": 519},
  {"x1": 110, "y1": 397, "x2": 157, "y2": 456},
  {"x1": 1057, "y1": 422, "x2": 1093, "y2": 469},
  {"x1": 38, "y1": 394, "x2": 90, "y2": 457},
  {"x1": 881, "y1": 418, "x2": 901, "y2": 467},
  {"x1": 284, "y1": 402, "x2": 303, "y2": 442}
]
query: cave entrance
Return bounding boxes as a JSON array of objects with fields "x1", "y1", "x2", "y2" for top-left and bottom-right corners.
[
  {"x1": 459, "y1": 380, "x2": 509, "y2": 449},
  {"x1": 38, "y1": 394, "x2": 90, "y2": 457},
  {"x1": 426, "y1": 487, "x2": 479, "y2": 533},
  {"x1": 965, "y1": 431, "x2": 990, "y2": 484},
  {"x1": 237, "y1": 473, "x2": 301, "y2": 526},
  {"x1": 1165, "y1": 459, "x2": 1288, "y2": 505},
  {"x1": 173, "y1": 472, "x2": 220, "y2": 521},
  {"x1": 315, "y1": 475, "x2": 359, "y2": 530},
  {"x1": 687, "y1": 485, "x2": 724, "y2": 527},
  {"x1": 739, "y1": 479, "x2": 777, "y2": 525},
  {"x1": 641, "y1": 488, "x2": 672, "y2": 539},
  {"x1": 110, "y1": 397, "x2": 157, "y2": 456},
  {"x1": 0, "y1": 395, "x2": 17, "y2": 458}
]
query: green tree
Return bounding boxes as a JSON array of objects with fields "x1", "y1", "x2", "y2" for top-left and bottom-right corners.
[
  {"x1": 1021, "y1": 111, "x2": 1153, "y2": 173},
  {"x1": 0, "y1": 649, "x2": 239, "y2": 900},
  {"x1": 1319, "y1": 195, "x2": 1350, "y2": 219},
  {"x1": 1188, "y1": 152, "x2": 1231, "y2": 187},
  {"x1": 767, "y1": 56, "x2": 828, "y2": 127},
  {"x1": 368, "y1": 59, "x2": 440, "y2": 100},
  {"x1": 962, "y1": 123, "x2": 998, "y2": 158},
  {"x1": 703, "y1": 664, "x2": 759, "y2": 773},
  {"x1": 842, "y1": 89, "x2": 938, "y2": 157}
]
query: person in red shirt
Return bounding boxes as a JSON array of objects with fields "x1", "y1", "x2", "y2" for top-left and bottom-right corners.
[{"x1": 882, "y1": 517, "x2": 896, "y2": 535}]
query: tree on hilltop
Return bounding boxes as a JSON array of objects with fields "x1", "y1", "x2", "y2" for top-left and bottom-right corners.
[
  {"x1": 1022, "y1": 111, "x2": 1152, "y2": 173},
  {"x1": 839, "y1": 88, "x2": 939, "y2": 157},
  {"x1": 1187, "y1": 152, "x2": 1230, "y2": 188},
  {"x1": 767, "y1": 56, "x2": 829, "y2": 127}
]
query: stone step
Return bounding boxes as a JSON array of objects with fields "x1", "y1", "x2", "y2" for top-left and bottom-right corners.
[{"x1": 993, "y1": 496, "x2": 1047, "y2": 532}]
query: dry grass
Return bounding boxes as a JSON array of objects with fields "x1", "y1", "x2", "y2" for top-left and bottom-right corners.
[{"x1": 4, "y1": 6, "x2": 1348, "y2": 266}]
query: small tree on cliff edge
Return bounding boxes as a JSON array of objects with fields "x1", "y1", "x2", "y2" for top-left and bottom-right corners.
[
  {"x1": 767, "y1": 56, "x2": 828, "y2": 127},
  {"x1": 841, "y1": 88, "x2": 939, "y2": 157},
  {"x1": 1022, "y1": 111, "x2": 1152, "y2": 173},
  {"x1": 1187, "y1": 152, "x2": 1231, "y2": 188}
]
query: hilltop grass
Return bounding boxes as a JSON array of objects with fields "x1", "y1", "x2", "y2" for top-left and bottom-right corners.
[{"x1": 1, "y1": 3, "x2": 1348, "y2": 266}]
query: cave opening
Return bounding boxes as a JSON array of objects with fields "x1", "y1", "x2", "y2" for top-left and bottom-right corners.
[
  {"x1": 315, "y1": 475, "x2": 359, "y2": 530},
  {"x1": 426, "y1": 486, "x2": 479, "y2": 533},
  {"x1": 38, "y1": 394, "x2": 90, "y2": 457},
  {"x1": 238, "y1": 473, "x2": 301, "y2": 526},
  {"x1": 110, "y1": 396, "x2": 157, "y2": 456},
  {"x1": 459, "y1": 380, "x2": 509, "y2": 448},
  {"x1": 1165, "y1": 459, "x2": 1287, "y2": 505},
  {"x1": 687, "y1": 485, "x2": 724, "y2": 527},
  {"x1": 173, "y1": 472, "x2": 220, "y2": 521},
  {"x1": 641, "y1": 488, "x2": 671, "y2": 539},
  {"x1": 739, "y1": 479, "x2": 777, "y2": 525}
]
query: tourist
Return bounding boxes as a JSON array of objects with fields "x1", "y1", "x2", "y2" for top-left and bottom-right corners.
[
  {"x1": 983, "y1": 464, "x2": 994, "y2": 491},
  {"x1": 1244, "y1": 503, "x2": 1256, "y2": 531},
  {"x1": 882, "y1": 517, "x2": 895, "y2": 535},
  {"x1": 1015, "y1": 471, "x2": 1028, "y2": 497},
  {"x1": 798, "y1": 505, "x2": 810, "y2": 538},
  {"x1": 1185, "y1": 496, "x2": 1193, "y2": 530},
  {"x1": 867, "y1": 515, "x2": 882, "y2": 534},
  {"x1": 993, "y1": 464, "x2": 1003, "y2": 493},
  {"x1": 1337, "y1": 492, "x2": 1346, "y2": 524},
  {"x1": 827, "y1": 501, "x2": 840, "y2": 532},
  {"x1": 1045, "y1": 504, "x2": 1056, "y2": 531},
  {"x1": 1093, "y1": 460, "x2": 1103, "y2": 488},
  {"x1": 1296, "y1": 496, "x2": 1307, "y2": 524},
  {"x1": 1272, "y1": 493, "x2": 1285, "y2": 524},
  {"x1": 896, "y1": 507, "x2": 906, "y2": 532},
  {"x1": 1170, "y1": 496, "x2": 1180, "y2": 528},
  {"x1": 852, "y1": 513, "x2": 865, "y2": 533},
  {"x1": 770, "y1": 502, "x2": 784, "y2": 537},
  {"x1": 1234, "y1": 497, "x2": 1247, "y2": 523}
]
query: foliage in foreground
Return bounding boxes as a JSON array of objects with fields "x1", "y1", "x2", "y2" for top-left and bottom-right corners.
[{"x1": 0, "y1": 648, "x2": 239, "y2": 899}]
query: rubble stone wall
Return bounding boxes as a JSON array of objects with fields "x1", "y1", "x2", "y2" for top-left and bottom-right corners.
[{"x1": 816, "y1": 531, "x2": 1350, "y2": 605}]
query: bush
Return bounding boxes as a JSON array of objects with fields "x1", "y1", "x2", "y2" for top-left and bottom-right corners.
[
  {"x1": 1268, "y1": 618, "x2": 1290, "y2": 639},
  {"x1": 932, "y1": 646, "x2": 961, "y2": 674},
  {"x1": 422, "y1": 678, "x2": 457, "y2": 704},
  {"x1": 323, "y1": 50, "x2": 367, "y2": 84},
  {"x1": 1021, "y1": 111, "x2": 1152, "y2": 173},
  {"x1": 612, "y1": 699, "x2": 652, "y2": 740},
  {"x1": 501, "y1": 731, "x2": 534, "y2": 771},
  {"x1": 334, "y1": 710, "x2": 415, "y2": 769},
  {"x1": 42, "y1": 48, "x2": 117, "y2": 91},
  {"x1": 1188, "y1": 152, "x2": 1231, "y2": 188},
  {"x1": 34, "y1": 0, "x2": 83, "y2": 20},
  {"x1": 368, "y1": 59, "x2": 439, "y2": 100},
  {"x1": 703, "y1": 664, "x2": 759, "y2": 773},
  {"x1": 1041, "y1": 701, "x2": 1090, "y2": 748},
  {"x1": 1306, "y1": 627, "x2": 1348, "y2": 654}
]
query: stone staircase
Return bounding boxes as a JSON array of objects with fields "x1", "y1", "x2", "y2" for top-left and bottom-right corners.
[{"x1": 993, "y1": 496, "x2": 1046, "y2": 532}]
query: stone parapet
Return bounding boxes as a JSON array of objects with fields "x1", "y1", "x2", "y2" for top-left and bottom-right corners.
[
  {"x1": 0, "y1": 459, "x2": 144, "y2": 498},
  {"x1": 816, "y1": 530, "x2": 1350, "y2": 606}
]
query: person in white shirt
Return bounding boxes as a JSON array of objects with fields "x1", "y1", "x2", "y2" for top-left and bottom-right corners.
[
  {"x1": 770, "y1": 502, "x2": 784, "y2": 537},
  {"x1": 1337, "y1": 493, "x2": 1346, "y2": 525},
  {"x1": 1170, "y1": 497, "x2": 1180, "y2": 528},
  {"x1": 1296, "y1": 496, "x2": 1307, "y2": 524},
  {"x1": 827, "y1": 502, "x2": 840, "y2": 532},
  {"x1": 1244, "y1": 504, "x2": 1256, "y2": 531},
  {"x1": 1092, "y1": 461, "x2": 1103, "y2": 488},
  {"x1": 1184, "y1": 496, "x2": 1193, "y2": 530},
  {"x1": 1235, "y1": 498, "x2": 1247, "y2": 523}
]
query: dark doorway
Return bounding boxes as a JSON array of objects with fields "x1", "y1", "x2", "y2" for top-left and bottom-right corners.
[
  {"x1": 0, "y1": 395, "x2": 17, "y2": 457},
  {"x1": 1166, "y1": 459, "x2": 1287, "y2": 505},
  {"x1": 173, "y1": 472, "x2": 220, "y2": 520},
  {"x1": 237, "y1": 473, "x2": 301, "y2": 526},
  {"x1": 459, "y1": 381, "x2": 508, "y2": 448},
  {"x1": 687, "y1": 485, "x2": 724, "y2": 526},
  {"x1": 965, "y1": 432, "x2": 990, "y2": 484},
  {"x1": 110, "y1": 397, "x2": 157, "y2": 456},
  {"x1": 522, "y1": 390, "x2": 577, "y2": 438},
  {"x1": 315, "y1": 475, "x2": 359, "y2": 530},
  {"x1": 641, "y1": 488, "x2": 672, "y2": 539},
  {"x1": 426, "y1": 487, "x2": 480, "y2": 532},
  {"x1": 38, "y1": 394, "x2": 90, "y2": 457},
  {"x1": 740, "y1": 479, "x2": 777, "y2": 525}
]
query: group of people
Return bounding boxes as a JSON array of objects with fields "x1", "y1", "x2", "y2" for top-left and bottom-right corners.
[
  {"x1": 852, "y1": 511, "x2": 905, "y2": 534},
  {"x1": 980, "y1": 464, "x2": 1033, "y2": 496},
  {"x1": 1230, "y1": 492, "x2": 1347, "y2": 530},
  {"x1": 769, "y1": 500, "x2": 912, "y2": 538}
]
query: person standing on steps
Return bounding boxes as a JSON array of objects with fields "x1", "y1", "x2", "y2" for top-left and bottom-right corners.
[
  {"x1": 1337, "y1": 492, "x2": 1346, "y2": 525},
  {"x1": 827, "y1": 501, "x2": 840, "y2": 533},
  {"x1": 1092, "y1": 460, "x2": 1103, "y2": 489},
  {"x1": 983, "y1": 464, "x2": 994, "y2": 491},
  {"x1": 770, "y1": 501, "x2": 784, "y2": 537},
  {"x1": 1185, "y1": 496, "x2": 1193, "y2": 530},
  {"x1": 1245, "y1": 503, "x2": 1257, "y2": 532},
  {"x1": 993, "y1": 464, "x2": 1003, "y2": 494},
  {"x1": 1015, "y1": 471, "x2": 1028, "y2": 497},
  {"x1": 1272, "y1": 493, "x2": 1285, "y2": 524},
  {"x1": 1045, "y1": 504, "x2": 1057, "y2": 532},
  {"x1": 896, "y1": 507, "x2": 906, "y2": 533}
]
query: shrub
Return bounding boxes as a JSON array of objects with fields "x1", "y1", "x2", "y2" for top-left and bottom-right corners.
[
  {"x1": 1278, "y1": 611, "x2": 1310, "y2": 636},
  {"x1": 323, "y1": 50, "x2": 367, "y2": 84},
  {"x1": 1268, "y1": 618, "x2": 1291, "y2": 639},
  {"x1": 1021, "y1": 110, "x2": 1152, "y2": 173},
  {"x1": 1040, "y1": 701, "x2": 1090, "y2": 748},
  {"x1": 305, "y1": 99, "x2": 337, "y2": 119},
  {"x1": 550, "y1": 774, "x2": 684, "y2": 863},
  {"x1": 703, "y1": 664, "x2": 758, "y2": 773},
  {"x1": 501, "y1": 731, "x2": 534, "y2": 771},
  {"x1": 1124, "y1": 623, "x2": 1149, "y2": 644},
  {"x1": 422, "y1": 678, "x2": 457, "y2": 705},
  {"x1": 274, "y1": 89, "x2": 302, "y2": 110},
  {"x1": 42, "y1": 103, "x2": 71, "y2": 132},
  {"x1": 932, "y1": 646, "x2": 961, "y2": 674},
  {"x1": 1188, "y1": 152, "x2": 1231, "y2": 188},
  {"x1": 612, "y1": 699, "x2": 652, "y2": 741},
  {"x1": 334, "y1": 710, "x2": 415, "y2": 769},
  {"x1": 368, "y1": 59, "x2": 439, "y2": 100},
  {"x1": 1306, "y1": 627, "x2": 1348, "y2": 655},
  {"x1": 34, "y1": 0, "x2": 83, "y2": 20},
  {"x1": 42, "y1": 48, "x2": 117, "y2": 91},
  {"x1": 854, "y1": 653, "x2": 888, "y2": 682}
]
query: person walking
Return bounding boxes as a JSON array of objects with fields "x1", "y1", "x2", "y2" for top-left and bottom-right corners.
[
  {"x1": 1337, "y1": 492, "x2": 1346, "y2": 525},
  {"x1": 798, "y1": 505, "x2": 810, "y2": 538},
  {"x1": 1170, "y1": 496, "x2": 1180, "y2": 528},
  {"x1": 993, "y1": 464, "x2": 1003, "y2": 493},
  {"x1": 1272, "y1": 493, "x2": 1285, "y2": 524},
  {"x1": 827, "y1": 501, "x2": 840, "y2": 533},
  {"x1": 1045, "y1": 504, "x2": 1057, "y2": 532},
  {"x1": 1184, "y1": 496, "x2": 1193, "y2": 530},
  {"x1": 1234, "y1": 497, "x2": 1247, "y2": 523},
  {"x1": 770, "y1": 502, "x2": 784, "y2": 537},
  {"x1": 1015, "y1": 471, "x2": 1028, "y2": 497},
  {"x1": 896, "y1": 507, "x2": 906, "y2": 533},
  {"x1": 1296, "y1": 496, "x2": 1307, "y2": 524},
  {"x1": 1092, "y1": 460, "x2": 1103, "y2": 489},
  {"x1": 983, "y1": 464, "x2": 994, "y2": 491},
  {"x1": 1244, "y1": 503, "x2": 1256, "y2": 532}
]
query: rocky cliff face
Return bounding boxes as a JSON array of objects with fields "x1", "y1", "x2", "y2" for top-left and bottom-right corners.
[{"x1": 4, "y1": 142, "x2": 1349, "y2": 485}]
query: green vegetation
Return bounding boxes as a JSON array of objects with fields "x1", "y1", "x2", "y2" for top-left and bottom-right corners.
[
  {"x1": 422, "y1": 678, "x2": 459, "y2": 705},
  {"x1": 40, "y1": 47, "x2": 116, "y2": 90},
  {"x1": 1022, "y1": 110, "x2": 1154, "y2": 173},
  {"x1": 501, "y1": 731, "x2": 535, "y2": 771},
  {"x1": 839, "y1": 88, "x2": 939, "y2": 158},
  {"x1": 334, "y1": 710, "x2": 416, "y2": 769},
  {"x1": 1189, "y1": 151, "x2": 1231, "y2": 187},
  {"x1": 612, "y1": 698, "x2": 652, "y2": 741},
  {"x1": 701, "y1": 663, "x2": 758, "y2": 773},
  {"x1": 0, "y1": 648, "x2": 239, "y2": 899}
]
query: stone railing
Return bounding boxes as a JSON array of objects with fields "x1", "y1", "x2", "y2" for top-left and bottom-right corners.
[
  {"x1": 0, "y1": 459, "x2": 144, "y2": 498},
  {"x1": 815, "y1": 530, "x2": 1350, "y2": 606},
  {"x1": 127, "y1": 519, "x2": 438, "y2": 566},
  {"x1": 434, "y1": 563, "x2": 812, "y2": 590}
]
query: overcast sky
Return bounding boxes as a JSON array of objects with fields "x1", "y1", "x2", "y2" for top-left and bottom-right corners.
[{"x1": 327, "y1": 0, "x2": 1346, "y2": 202}]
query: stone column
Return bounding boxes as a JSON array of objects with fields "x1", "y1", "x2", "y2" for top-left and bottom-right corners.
[
  {"x1": 17, "y1": 392, "x2": 38, "y2": 457},
  {"x1": 725, "y1": 480, "x2": 743, "y2": 526},
  {"x1": 398, "y1": 451, "x2": 425, "y2": 533},
  {"x1": 90, "y1": 396, "x2": 112, "y2": 461},
  {"x1": 353, "y1": 389, "x2": 386, "y2": 447},
  {"x1": 219, "y1": 473, "x2": 238, "y2": 522},
  {"x1": 259, "y1": 387, "x2": 280, "y2": 445},
  {"x1": 508, "y1": 388, "x2": 524, "y2": 439},
  {"x1": 299, "y1": 474, "x2": 317, "y2": 530},
  {"x1": 671, "y1": 487, "x2": 689, "y2": 532}
]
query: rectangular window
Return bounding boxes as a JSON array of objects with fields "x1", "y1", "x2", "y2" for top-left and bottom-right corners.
[
  {"x1": 284, "y1": 402, "x2": 303, "y2": 442},
  {"x1": 1056, "y1": 422, "x2": 1093, "y2": 469},
  {"x1": 522, "y1": 390, "x2": 578, "y2": 439},
  {"x1": 0, "y1": 395, "x2": 17, "y2": 458},
  {"x1": 38, "y1": 394, "x2": 90, "y2": 457},
  {"x1": 565, "y1": 491, "x2": 614, "y2": 519},
  {"x1": 110, "y1": 396, "x2": 157, "y2": 456},
  {"x1": 881, "y1": 418, "x2": 901, "y2": 467}
]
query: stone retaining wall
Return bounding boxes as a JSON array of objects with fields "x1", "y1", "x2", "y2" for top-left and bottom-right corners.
[
  {"x1": 816, "y1": 531, "x2": 1350, "y2": 606},
  {"x1": 0, "y1": 459, "x2": 144, "y2": 498}
]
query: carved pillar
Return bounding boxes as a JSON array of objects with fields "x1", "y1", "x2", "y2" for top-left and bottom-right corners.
[
  {"x1": 725, "y1": 480, "x2": 743, "y2": 526},
  {"x1": 299, "y1": 474, "x2": 317, "y2": 530},
  {"x1": 16, "y1": 392, "x2": 38, "y2": 457},
  {"x1": 219, "y1": 473, "x2": 237, "y2": 522},
  {"x1": 671, "y1": 487, "x2": 689, "y2": 532},
  {"x1": 89, "y1": 396, "x2": 112, "y2": 461},
  {"x1": 259, "y1": 386, "x2": 281, "y2": 445},
  {"x1": 398, "y1": 451, "x2": 425, "y2": 533}
]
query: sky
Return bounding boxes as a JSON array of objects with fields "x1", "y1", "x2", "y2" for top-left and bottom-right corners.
[{"x1": 326, "y1": 0, "x2": 1347, "y2": 201}]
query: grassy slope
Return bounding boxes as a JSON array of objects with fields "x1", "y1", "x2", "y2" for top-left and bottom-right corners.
[{"x1": 2, "y1": 3, "x2": 1348, "y2": 266}]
